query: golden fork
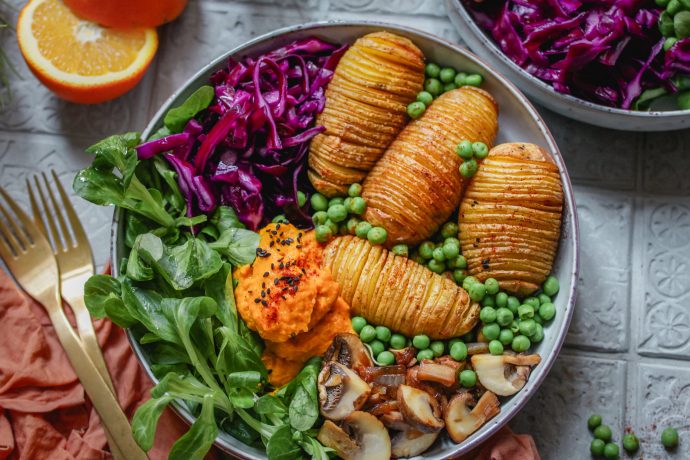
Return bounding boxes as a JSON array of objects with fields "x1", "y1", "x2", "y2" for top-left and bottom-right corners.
[
  {"x1": 0, "y1": 186, "x2": 148, "y2": 460},
  {"x1": 27, "y1": 171, "x2": 126, "y2": 460}
]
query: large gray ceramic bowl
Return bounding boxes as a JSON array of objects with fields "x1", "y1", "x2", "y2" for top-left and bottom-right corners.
[
  {"x1": 111, "y1": 21, "x2": 580, "y2": 460},
  {"x1": 445, "y1": 0, "x2": 690, "y2": 132}
]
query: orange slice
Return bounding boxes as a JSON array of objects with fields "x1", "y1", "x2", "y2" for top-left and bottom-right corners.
[{"x1": 17, "y1": 0, "x2": 158, "y2": 104}]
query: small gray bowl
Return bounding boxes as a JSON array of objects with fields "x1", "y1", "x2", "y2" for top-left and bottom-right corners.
[
  {"x1": 111, "y1": 20, "x2": 580, "y2": 460},
  {"x1": 445, "y1": 0, "x2": 690, "y2": 132}
]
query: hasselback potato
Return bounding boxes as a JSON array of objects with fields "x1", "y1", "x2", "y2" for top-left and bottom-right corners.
[
  {"x1": 308, "y1": 32, "x2": 425, "y2": 197},
  {"x1": 459, "y1": 143, "x2": 563, "y2": 297},
  {"x1": 323, "y1": 236, "x2": 480, "y2": 339},
  {"x1": 362, "y1": 86, "x2": 499, "y2": 246}
]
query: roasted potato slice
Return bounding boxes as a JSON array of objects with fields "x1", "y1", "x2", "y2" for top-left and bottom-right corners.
[
  {"x1": 459, "y1": 143, "x2": 563, "y2": 296},
  {"x1": 308, "y1": 32, "x2": 425, "y2": 196},
  {"x1": 362, "y1": 86, "x2": 499, "y2": 246},
  {"x1": 323, "y1": 236, "x2": 480, "y2": 339}
]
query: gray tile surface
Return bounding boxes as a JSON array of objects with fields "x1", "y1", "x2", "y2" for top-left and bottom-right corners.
[{"x1": 0, "y1": 0, "x2": 688, "y2": 458}]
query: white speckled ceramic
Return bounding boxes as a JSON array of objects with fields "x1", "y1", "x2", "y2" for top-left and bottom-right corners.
[
  {"x1": 112, "y1": 21, "x2": 579, "y2": 460},
  {"x1": 445, "y1": 0, "x2": 690, "y2": 132}
]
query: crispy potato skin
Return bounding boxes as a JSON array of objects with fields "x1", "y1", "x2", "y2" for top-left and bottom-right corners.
[
  {"x1": 308, "y1": 32, "x2": 425, "y2": 196},
  {"x1": 362, "y1": 86, "x2": 499, "y2": 246},
  {"x1": 323, "y1": 236, "x2": 480, "y2": 339},
  {"x1": 459, "y1": 143, "x2": 563, "y2": 296}
]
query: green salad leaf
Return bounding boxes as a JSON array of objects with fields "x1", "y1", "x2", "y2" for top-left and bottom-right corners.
[
  {"x1": 164, "y1": 85, "x2": 214, "y2": 133},
  {"x1": 132, "y1": 395, "x2": 175, "y2": 451},
  {"x1": 208, "y1": 228, "x2": 261, "y2": 266},
  {"x1": 168, "y1": 395, "x2": 219, "y2": 460}
]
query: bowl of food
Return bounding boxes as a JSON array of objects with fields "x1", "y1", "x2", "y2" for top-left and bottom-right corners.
[
  {"x1": 83, "y1": 20, "x2": 578, "y2": 460},
  {"x1": 445, "y1": 0, "x2": 690, "y2": 131}
]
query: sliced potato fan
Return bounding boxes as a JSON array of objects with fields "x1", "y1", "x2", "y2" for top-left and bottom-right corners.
[
  {"x1": 362, "y1": 86, "x2": 499, "y2": 246},
  {"x1": 459, "y1": 143, "x2": 563, "y2": 296},
  {"x1": 323, "y1": 236, "x2": 480, "y2": 339},
  {"x1": 308, "y1": 31, "x2": 425, "y2": 196}
]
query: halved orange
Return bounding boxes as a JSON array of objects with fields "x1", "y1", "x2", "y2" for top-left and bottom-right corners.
[{"x1": 16, "y1": 0, "x2": 158, "y2": 104}]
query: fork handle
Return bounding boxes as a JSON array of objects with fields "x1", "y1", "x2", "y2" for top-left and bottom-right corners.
[{"x1": 48, "y1": 307, "x2": 149, "y2": 460}]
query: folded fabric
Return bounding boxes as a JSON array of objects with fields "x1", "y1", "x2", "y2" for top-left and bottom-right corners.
[{"x1": 469, "y1": 427, "x2": 541, "y2": 460}]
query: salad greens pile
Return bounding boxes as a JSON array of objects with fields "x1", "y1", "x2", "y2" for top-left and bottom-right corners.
[{"x1": 75, "y1": 132, "x2": 331, "y2": 460}]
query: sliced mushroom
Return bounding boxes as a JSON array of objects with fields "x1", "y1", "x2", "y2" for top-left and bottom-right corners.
[
  {"x1": 391, "y1": 428, "x2": 440, "y2": 458},
  {"x1": 319, "y1": 361, "x2": 371, "y2": 420},
  {"x1": 397, "y1": 384, "x2": 444, "y2": 433},
  {"x1": 466, "y1": 342, "x2": 490, "y2": 355},
  {"x1": 417, "y1": 362, "x2": 458, "y2": 387},
  {"x1": 317, "y1": 411, "x2": 391, "y2": 460},
  {"x1": 324, "y1": 333, "x2": 373, "y2": 372},
  {"x1": 444, "y1": 391, "x2": 501, "y2": 443},
  {"x1": 380, "y1": 410, "x2": 410, "y2": 431},
  {"x1": 362, "y1": 365, "x2": 407, "y2": 388},
  {"x1": 390, "y1": 347, "x2": 416, "y2": 367},
  {"x1": 471, "y1": 353, "x2": 542, "y2": 396}
]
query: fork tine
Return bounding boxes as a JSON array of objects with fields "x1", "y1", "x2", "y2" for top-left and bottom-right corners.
[
  {"x1": 27, "y1": 178, "x2": 49, "y2": 240},
  {"x1": 33, "y1": 175, "x2": 64, "y2": 252},
  {"x1": 0, "y1": 187, "x2": 30, "y2": 249},
  {"x1": 0, "y1": 217, "x2": 18, "y2": 259},
  {"x1": 42, "y1": 172, "x2": 73, "y2": 249},
  {"x1": 51, "y1": 170, "x2": 88, "y2": 246},
  {"x1": 0, "y1": 186, "x2": 48, "y2": 250}
]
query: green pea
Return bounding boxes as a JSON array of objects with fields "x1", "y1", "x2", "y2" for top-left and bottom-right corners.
[
  {"x1": 296, "y1": 191, "x2": 307, "y2": 208},
  {"x1": 390, "y1": 333, "x2": 407, "y2": 350},
  {"x1": 518, "y1": 304, "x2": 535, "y2": 320},
  {"x1": 594, "y1": 425, "x2": 612, "y2": 442},
  {"x1": 509, "y1": 320, "x2": 520, "y2": 334},
  {"x1": 327, "y1": 204, "x2": 348, "y2": 223},
  {"x1": 679, "y1": 90, "x2": 690, "y2": 110},
  {"x1": 543, "y1": 275, "x2": 560, "y2": 296},
  {"x1": 370, "y1": 339, "x2": 385, "y2": 357},
  {"x1": 456, "y1": 140, "x2": 474, "y2": 160},
  {"x1": 507, "y1": 296, "x2": 521, "y2": 313},
  {"x1": 430, "y1": 341, "x2": 445, "y2": 357},
  {"x1": 310, "y1": 193, "x2": 328, "y2": 211},
  {"x1": 655, "y1": 0, "x2": 670, "y2": 6},
  {"x1": 367, "y1": 227, "x2": 387, "y2": 245},
  {"x1": 431, "y1": 248, "x2": 447, "y2": 263},
  {"x1": 440, "y1": 222, "x2": 459, "y2": 239},
  {"x1": 660, "y1": 11, "x2": 676, "y2": 37},
  {"x1": 481, "y1": 295, "x2": 495, "y2": 308},
  {"x1": 499, "y1": 328, "x2": 514, "y2": 346},
  {"x1": 428, "y1": 259, "x2": 446, "y2": 274},
  {"x1": 425, "y1": 78, "x2": 443, "y2": 96},
  {"x1": 351, "y1": 316, "x2": 367, "y2": 333},
  {"x1": 407, "y1": 101, "x2": 426, "y2": 119},
  {"x1": 454, "y1": 72, "x2": 467, "y2": 87},
  {"x1": 538, "y1": 302, "x2": 556, "y2": 321},
  {"x1": 439, "y1": 67, "x2": 457, "y2": 83},
  {"x1": 417, "y1": 91, "x2": 434, "y2": 106},
  {"x1": 512, "y1": 335, "x2": 531, "y2": 352},
  {"x1": 450, "y1": 341, "x2": 468, "y2": 361},
  {"x1": 425, "y1": 62, "x2": 441, "y2": 78},
  {"x1": 495, "y1": 292, "x2": 508, "y2": 308},
  {"x1": 348, "y1": 196, "x2": 367, "y2": 215},
  {"x1": 668, "y1": 0, "x2": 682, "y2": 15},
  {"x1": 588, "y1": 414, "x2": 602, "y2": 430},
  {"x1": 484, "y1": 277, "x2": 499, "y2": 295},
  {"x1": 482, "y1": 323, "x2": 500, "y2": 340},
  {"x1": 495, "y1": 307, "x2": 514, "y2": 327},
  {"x1": 519, "y1": 319, "x2": 537, "y2": 337},
  {"x1": 328, "y1": 197, "x2": 344, "y2": 207},
  {"x1": 271, "y1": 214, "x2": 289, "y2": 224},
  {"x1": 531, "y1": 323, "x2": 544, "y2": 343},
  {"x1": 312, "y1": 211, "x2": 328, "y2": 225},
  {"x1": 347, "y1": 183, "x2": 362, "y2": 197},
  {"x1": 419, "y1": 241, "x2": 435, "y2": 260},
  {"x1": 345, "y1": 217, "x2": 360, "y2": 235},
  {"x1": 392, "y1": 244, "x2": 409, "y2": 257},
  {"x1": 591, "y1": 439, "x2": 606, "y2": 456},
  {"x1": 375, "y1": 326, "x2": 392, "y2": 343},
  {"x1": 459, "y1": 369, "x2": 477, "y2": 388},
  {"x1": 343, "y1": 197, "x2": 353, "y2": 211},
  {"x1": 442, "y1": 243, "x2": 459, "y2": 260},
  {"x1": 524, "y1": 297, "x2": 540, "y2": 308},
  {"x1": 488, "y1": 339, "x2": 503, "y2": 355},
  {"x1": 469, "y1": 282, "x2": 487, "y2": 302},
  {"x1": 603, "y1": 443, "x2": 619, "y2": 459},
  {"x1": 472, "y1": 142, "x2": 489, "y2": 159},
  {"x1": 454, "y1": 254, "x2": 467, "y2": 269},
  {"x1": 412, "y1": 335, "x2": 431, "y2": 350},
  {"x1": 533, "y1": 313, "x2": 543, "y2": 325},
  {"x1": 443, "y1": 82, "x2": 456, "y2": 93},
  {"x1": 355, "y1": 221, "x2": 372, "y2": 238},
  {"x1": 665, "y1": 37, "x2": 679, "y2": 52},
  {"x1": 538, "y1": 293, "x2": 551, "y2": 305},
  {"x1": 462, "y1": 275, "x2": 479, "y2": 291},
  {"x1": 459, "y1": 159, "x2": 478, "y2": 178},
  {"x1": 661, "y1": 427, "x2": 679, "y2": 448},
  {"x1": 480, "y1": 306, "x2": 497, "y2": 323},
  {"x1": 448, "y1": 338, "x2": 462, "y2": 349},
  {"x1": 417, "y1": 349, "x2": 434, "y2": 361},
  {"x1": 453, "y1": 269, "x2": 467, "y2": 284},
  {"x1": 465, "y1": 74, "x2": 483, "y2": 87},
  {"x1": 315, "y1": 225, "x2": 332, "y2": 243},
  {"x1": 377, "y1": 350, "x2": 395, "y2": 366},
  {"x1": 360, "y1": 325, "x2": 376, "y2": 343},
  {"x1": 622, "y1": 434, "x2": 639, "y2": 453}
]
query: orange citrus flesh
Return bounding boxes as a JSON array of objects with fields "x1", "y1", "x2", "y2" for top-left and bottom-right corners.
[{"x1": 17, "y1": 0, "x2": 158, "y2": 104}]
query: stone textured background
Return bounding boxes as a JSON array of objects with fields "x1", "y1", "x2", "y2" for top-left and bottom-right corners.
[{"x1": 0, "y1": 0, "x2": 688, "y2": 458}]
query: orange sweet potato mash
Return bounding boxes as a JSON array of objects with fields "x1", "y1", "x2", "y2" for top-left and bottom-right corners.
[{"x1": 234, "y1": 223, "x2": 353, "y2": 386}]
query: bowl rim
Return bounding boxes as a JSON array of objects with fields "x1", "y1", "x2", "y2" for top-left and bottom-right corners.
[
  {"x1": 110, "y1": 19, "x2": 580, "y2": 460},
  {"x1": 446, "y1": 0, "x2": 690, "y2": 119}
]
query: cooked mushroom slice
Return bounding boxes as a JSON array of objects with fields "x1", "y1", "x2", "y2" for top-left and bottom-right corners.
[
  {"x1": 391, "y1": 428, "x2": 440, "y2": 458},
  {"x1": 324, "y1": 333, "x2": 374, "y2": 372},
  {"x1": 380, "y1": 410, "x2": 410, "y2": 431},
  {"x1": 319, "y1": 362, "x2": 372, "y2": 420},
  {"x1": 317, "y1": 411, "x2": 391, "y2": 460},
  {"x1": 471, "y1": 354, "x2": 542, "y2": 396},
  {"x1": 445, "y1": 391, "x2": 501, "y2": 443},
  {"x1": 397, "y1": 384, "x2": 444, "y2": 432},
  {"x1": 417, "y1": 362, "x2": 458, "y2": 387}
]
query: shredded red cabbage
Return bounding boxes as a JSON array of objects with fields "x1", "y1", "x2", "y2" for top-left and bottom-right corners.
[
  {"x1": 136, "y1": 38, "x2": 347, "y2": 229},
  {"x1": 464, "y1": 0, "x2": 683, "y2": 109}
]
